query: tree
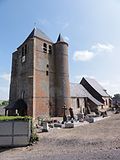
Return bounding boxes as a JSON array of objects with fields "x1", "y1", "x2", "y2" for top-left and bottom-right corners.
[
  {"x1": 113, "y1": 94, "x2": 120, "y2": 101},
  {"x1": 1, "y1": 100, "x2": 9, "y2": 106},
  {"x1": 112, "y1": 94, "x2": 120, "y2": 106}
]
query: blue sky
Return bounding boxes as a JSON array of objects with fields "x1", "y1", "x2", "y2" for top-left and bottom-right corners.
[{"x1": 0, "y1": 0, "x2": 120, "y2": 99}]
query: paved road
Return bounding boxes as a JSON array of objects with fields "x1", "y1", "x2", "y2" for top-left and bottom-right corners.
[{"x1": 1, "y1": 114, "x2": 120, "y2": 160}]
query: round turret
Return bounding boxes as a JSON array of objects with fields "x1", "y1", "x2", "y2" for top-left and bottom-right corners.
[{"x1": 53, "y1": 34, "x2": 71, "y2": 116}]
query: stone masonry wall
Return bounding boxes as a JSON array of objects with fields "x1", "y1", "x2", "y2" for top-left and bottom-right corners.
[
  {"x1": 9, "y1": 39, "x2": 34, "y2": 116},
  {"x1": 34, "y1": 38, "x2": 54, "y2": 118}
]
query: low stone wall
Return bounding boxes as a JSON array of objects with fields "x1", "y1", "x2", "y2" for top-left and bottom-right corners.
[{"x1": 0, "y1": 120, "x2": 31, "y2": 147}]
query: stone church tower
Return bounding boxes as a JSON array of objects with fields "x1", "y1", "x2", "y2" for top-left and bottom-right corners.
[{"x1": 8, "y1": 28, "x2": 71, "y2": 119}]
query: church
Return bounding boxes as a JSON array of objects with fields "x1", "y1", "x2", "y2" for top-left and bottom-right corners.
[
  {"x1": 5, "y1": 28, "x2": 111, "y2": 119},
  {"x1": 6, "y1": 28, "x2": 71, "y2": 119}
]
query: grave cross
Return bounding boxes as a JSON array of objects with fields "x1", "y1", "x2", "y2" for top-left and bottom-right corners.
[{"x1": 62, "y1": 104, "x2": 67, "y2": 123}]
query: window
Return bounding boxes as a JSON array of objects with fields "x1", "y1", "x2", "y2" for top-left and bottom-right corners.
[
  {"x1": 46, "y1": 71, "x2": 49, "y2": 76},
  {"x1": 49, "y1": 45, "x2": 52, "y2": 54},
  {"x1": 77, "y1": 98, "x2": 80, "y2": 108},
  {"x1": 22, "y1": 47, "x2": 24, "y2": 57},
  {"x1": 43, "y1": 43, "x2": 47, "y2": 53},
  {"x1": 21, "y1": 44, "x2": 27, "y2": 63},
  {"x1": 46, "y1": 64, "x2": 49, "y2": 68},
  {"x1": 105, "y1": 99, "x2": 108, "y2": 105},
  {"x1": 25, "y1": 44, "x2": 27, "y2": 55},
  {"x1": 21, "y1": 91, "x2": 25, "y2": 99}
]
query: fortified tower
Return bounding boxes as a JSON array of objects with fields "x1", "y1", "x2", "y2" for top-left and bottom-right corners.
[
  {"x1": 7, "y1": 29, "x2": 71, "y2": 119},
  {"x1": 53, "y1": 34, "x2": 71, "y2": 116}
]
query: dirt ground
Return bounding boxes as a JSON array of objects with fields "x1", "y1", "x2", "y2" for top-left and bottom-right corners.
[{"x1": 0, "y1": 114, "x2": 120, "y2": 160}]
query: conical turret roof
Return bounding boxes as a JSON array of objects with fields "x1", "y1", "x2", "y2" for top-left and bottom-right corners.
[{"x1": 57, "y1": 33, "x2": 65, "y2": 42}]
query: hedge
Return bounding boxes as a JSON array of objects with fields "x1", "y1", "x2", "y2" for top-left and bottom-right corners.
[{"x1": 0, "y1": 116, "x2": 32, "y2": 121}]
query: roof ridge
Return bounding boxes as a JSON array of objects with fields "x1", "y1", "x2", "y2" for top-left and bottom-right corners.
[{"x1": 17, "y1": 28, "x2": 53, "y2": 48}]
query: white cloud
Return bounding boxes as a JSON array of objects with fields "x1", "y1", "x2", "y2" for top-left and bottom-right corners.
[
  {"x1": 91, "y1": 43, "x2": 114, "y2": 53},
  {"x1": 73, "y1": 42, "x2": 114, "y2": 62},
  {"x1": 0, "y1": 73, "x2": 10, "y2": 81},
  {"x1": 73, "y1": 50, "x2": 94, "y2": 61}
]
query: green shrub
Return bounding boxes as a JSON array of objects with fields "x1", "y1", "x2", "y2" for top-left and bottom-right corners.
[
  {"x1": 30, "y1": 121, "x2": 39, "y2": 143},
  {"x1": 0, "y1": 100, "x2": 9, "y2": 106},
  {"x1": 2, "y1": 100, "x2": 9, "y2": 106},
  {"x1": 0, "y1": 116, "x2": 32, "y2": 121},
  {"x1": 30, "y1": 132, "x2": 39, "y2": 143}
]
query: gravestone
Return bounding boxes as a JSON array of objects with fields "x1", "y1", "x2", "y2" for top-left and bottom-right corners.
[
  {"x1": 42, "y1": 122, "x2": 49, "y2": 132},
  {"x1": 69, "y1": 107, "x2": 75, "y2": 120},
  {"x1": 62, "y1": 104, "x2": 67, "y2": 123},
  {"x1": 85, "y1": 115, "x2": 94, "y2": 123},
  {"x1": 77, "y1": 113, "x2": 84, "y2": 122},
  {"x1": 54, "y1": 123, "x2": 62, "y2": 128},
  {"x1": 65, "y1": 122, "x2": 74, "y2": 128}
]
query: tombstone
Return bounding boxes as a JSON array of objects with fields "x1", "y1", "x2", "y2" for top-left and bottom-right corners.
[
  {"x1": 69, "y1": 107, "x2": 75, "y2": 120},
  {"x1": 42, "y1": 121, "x2": 49, "y2": 132},
  {"x1": 65, "y1": 122, "x2": 74, "y2": 128},
  {"x1": 62, "y1": 104, "x2": 67, "y2": 123},
  {"x1": 85, "y1": 115, "x2": 94, "y2": 123},
  {"x1": 77, "y1": 113, "x2": 84, "y2": 122},
  {"x1": 88, "y1": 117, "x2": 94, "y2": 123},
  {"x1": 54, "y1": 123, "x2": 62, "y2": 128},
  {"x1": 48, "y1": 124, "x2": 54, "y2": 128}
]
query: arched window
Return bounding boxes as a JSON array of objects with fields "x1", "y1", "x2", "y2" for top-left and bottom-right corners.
[
  {"x1": 49, "y1": 45, "x2": 52, "y2": 54},
  {"x1": 21, "y1": 44, "x2": 27, "y2": 63},
  {"x1": 106, "y1": 99, "x2": 108, "y2": 105},
  {"x1": 21, "y1": 91, "x2": 25, "y2": 99},
  {"x1": 43, "y1": 43, "x2": 47, "y2": 53},
  {"x1": 77, "y1": 98, "x2": 80, "y2": 108},
  {"x1": 46, "y1": 71, "x2": 49, "y2": 76}
]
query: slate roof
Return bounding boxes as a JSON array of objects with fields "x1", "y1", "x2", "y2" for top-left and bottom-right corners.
[
  {"x1": 18, "y1": 28, "x2": 52, "y2": 48},
  {"x1": 57, "y1": 34, "x2": 65, "y2": 42},
  {"x1": 32, "y1": 28, "x2": 52, "y2": 42},
  {"x1": 84, "y1": 77, "x2": 109, "y2": 97},
  {"x1": 5, "y1": 99, "x2": 27, "y2": 110},
  {"x1": 70, "y1": 83, "x2": 103, "y2": 106}
]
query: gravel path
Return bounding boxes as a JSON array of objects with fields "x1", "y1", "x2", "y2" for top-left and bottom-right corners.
[{"x1": 1, "y1": 114, "x2": 120, "y2": 160}]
